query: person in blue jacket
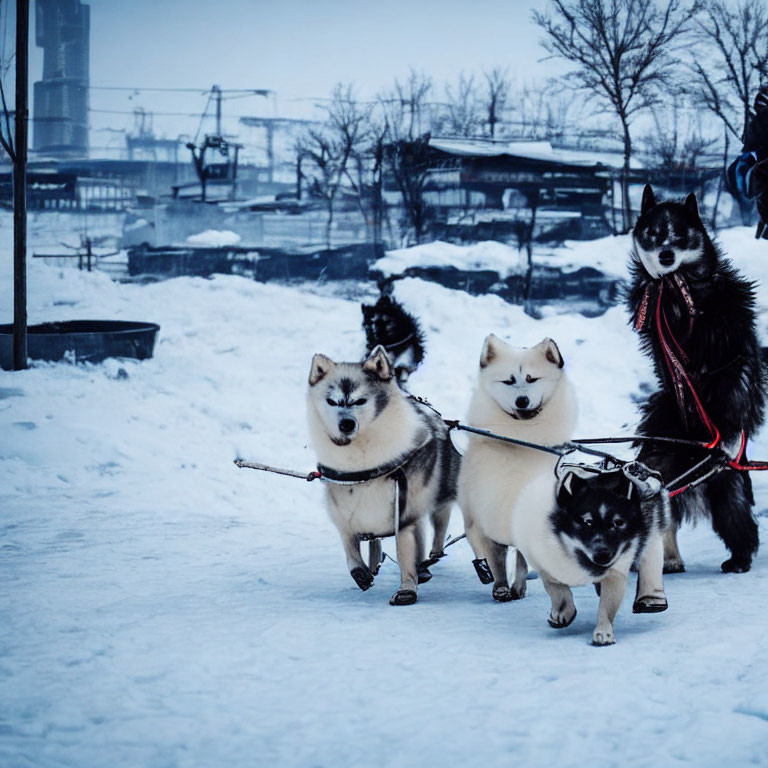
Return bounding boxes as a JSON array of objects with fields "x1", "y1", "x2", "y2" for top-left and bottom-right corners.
[{"x1": 727, "y1": 87, "x2": 768, "y2": 238}]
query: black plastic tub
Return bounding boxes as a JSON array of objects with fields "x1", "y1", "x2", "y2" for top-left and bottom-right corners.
[{"x1": 0, "y1": 320, "x2": 160, "y2": 370}]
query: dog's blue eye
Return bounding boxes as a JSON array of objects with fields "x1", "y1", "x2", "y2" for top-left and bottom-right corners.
[
  {"x1": 326, "y1": 398, "x2": 337, "y2": 407},
  {"x1": 525, "y1": 375, "x2": 539, "y2": 383},
  {"x1": 351, "y1": 398, "x2": 367, "y2": 406},
  {"x1": 502, "y1": 376, "x2": 516, "y2": 385},
  {"x1": 612, "y1": 518, "x2": 626, "y2": 530}
]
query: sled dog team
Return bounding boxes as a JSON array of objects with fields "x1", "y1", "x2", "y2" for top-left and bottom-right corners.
[{"x1": 305, "y1": 187, "x2": 767, "y2": 646}]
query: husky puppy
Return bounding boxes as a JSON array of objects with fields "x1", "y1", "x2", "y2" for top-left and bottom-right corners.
[
  {"x1": 458, "y1": 335, "x2": 578, "y2": 602},
  {"x1": 306, "y1": 345, "x2": 459, "y2": 605},
  {"x1": 361, "y1": 294, "x2": 425, "y2": 383},
  {"x1": 510, "y1": 462, "x2": 670, "y2": 645},
  {"x1": 628, "y1": 185, "x2": 766, "y2": 573}
]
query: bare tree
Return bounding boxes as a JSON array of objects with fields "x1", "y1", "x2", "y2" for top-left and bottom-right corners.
[
  {"x1": 534, "y1": 0, "x2": 701, "y2": 232},
  {"x1": 691, "y1": 0, "x2": 768, "y2": 141},
  {"x1": 379, "y1": 70, "x2": 435, "y2": 244},
  {"x1": 483, "y1": 67, "x2": 511, "y2": 138},
  {"x1": 688, "y1": 0, "x2": 768, "y2": 224},
  {"x1": 0, "y1": 73, "x2": 13, "y2": 162},
  {"x1": 0, "y1": 3, "x2": 14, "y2": 164},
  {"x1": 344, "y1": 117, "x2": 388, "y2": 246},
  {"x1": 641, "y1": 100, "x2": 718, "y2": 218},
  {"x1": 642, "y1": 102, "x2": 716, "y2": 175},
  {"x1": 441, "y1": 72, "x2": 480, "y2": 137},
  {"x1": 296, "y1": 83, "x2": 369, "y2": 248},
  {"x1": 517, "y1": 83, "x2": 582, "y2": 142},
  {"x1": 379, "y1": 69, "x2": 434, "y2": 142}
]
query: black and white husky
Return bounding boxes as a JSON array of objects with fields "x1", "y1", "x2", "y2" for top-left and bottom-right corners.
[
  {"x1": 306, "y1": 346, "x2": 460, "y2": 605},
  {"x1": 511, "y1": 461, "x2": 670, "y2": 645},
  {"x1": 458, "y1": 335, "x2": 578, "y2": 602},
  {"x1": 628, "y1": 185, "x2": 767, "y2": 573},
  {"x1": 361, "y1": 294, "x2": 425, "y2": 384}
]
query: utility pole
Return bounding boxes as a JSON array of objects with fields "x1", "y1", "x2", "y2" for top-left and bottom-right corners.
[
  {"x1": 213, "y1": 84, "x2": 222, "y2": 136},
  {"x1": 13, "y1": 0, "x2": 29, "y2": 371}
]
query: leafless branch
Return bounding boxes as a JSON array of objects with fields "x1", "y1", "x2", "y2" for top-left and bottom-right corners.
[{"x1": 533, "y1": 0, "x2": 701, "y2": 230}]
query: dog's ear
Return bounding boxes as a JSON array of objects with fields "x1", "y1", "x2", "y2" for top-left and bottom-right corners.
[
  {"x1": 535, "y1": 337, "x2": 564, "y2": 368},
  {"x1": 480, "y1": 334, "x2": 501, "y2": 369},
  {"x1": 641, "y1": 184, "x2": 656, "y2": 215},
  {"x1": 556, "y1": 471, "x2": 587, "y2": 507},
  {"x1": 309, "y1": 353, "x2": 334, "y2": 386},
  {"x1": 684, "y1": 192, "x2": 701, "y2": 222},
  {"x1": 363, "y1": 345, "x2": 393, "y2": 381}
]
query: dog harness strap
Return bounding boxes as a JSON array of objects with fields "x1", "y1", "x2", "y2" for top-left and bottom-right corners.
[
  {"x1": 727, "y1": 430, "x2": 768, "y2": 471},
  {"x1": 635, "y1": 285, "x2": 652, "y2": 331},
  {"x1": 391, "y1": 467, "x2": 408, "y2": 527},
  {"x1": 317, "y1": 453, "x2": 413, "y2": 483},
  {"x1": 654, "y1": 280, "x2": 721, "y2": 449},
  {"x1": 672, "y1": 273, "x2": 696, "y2": 338},
  {"x1": 383, "y1": 331, "x2": 415, "y2": 351},
  {"x1": 315, "y1": 438, "x2": 431, "y2": 485}
]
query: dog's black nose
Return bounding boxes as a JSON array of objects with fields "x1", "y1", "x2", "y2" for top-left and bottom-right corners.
[
  {"x1": 658, "y1": 249, "x2": 675, "y2": 266},
  {"x1": 516, "y1": 395, "x2": 530, "y2": 409},
  {"x1": 338, "y1": 418, "x2": 357, "y2": 434},
  {"x1": 592, "y1": 548, "x2": 613, "y2": 566}
]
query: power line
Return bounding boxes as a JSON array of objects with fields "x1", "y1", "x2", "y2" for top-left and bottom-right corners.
[
  {"x1": 90, "y1": 107, "x2": 216, "y2": 118},
  {"x1": 88, "y1": 107, "x2": 282, "y2": 120},
  {"x1": 87, "y1": 85, "x2": 272, "y2": 96}
]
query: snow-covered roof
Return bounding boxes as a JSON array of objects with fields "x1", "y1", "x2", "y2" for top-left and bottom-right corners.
[
  {"x1": 429, "y1": 137, "x2": 603, "y2": 167},
  {"x1": 429, "y1": 136, "x2": 645, "y2": 170}
]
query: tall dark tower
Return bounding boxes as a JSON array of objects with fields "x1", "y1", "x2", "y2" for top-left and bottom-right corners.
[{"x1": 33, "y1": 0, "x2": 90, "y2": 157}]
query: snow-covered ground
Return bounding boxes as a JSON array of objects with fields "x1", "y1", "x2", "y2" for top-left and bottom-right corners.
[
  {"x1": 376, "y1": 240, "x2": 528, "y2": 277},
  {"x1": 186, "y1": 229, "x2": 243, "y2": 247},
  {"x1": 2, "y1": 223, "x2": 768, "y2": 767}
]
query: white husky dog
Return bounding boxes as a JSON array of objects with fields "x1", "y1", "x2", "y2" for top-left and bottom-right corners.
[
  {"x1": 458, "y1": 335, "x2": 578, "y2": 601},
  {"x1": 306, "y1": 346, "x2": 460, "y2": 606}
]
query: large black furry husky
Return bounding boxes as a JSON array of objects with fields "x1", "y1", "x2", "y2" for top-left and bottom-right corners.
[{"x1": 627, "y1": 185, "x2": 766, "y2": 573}]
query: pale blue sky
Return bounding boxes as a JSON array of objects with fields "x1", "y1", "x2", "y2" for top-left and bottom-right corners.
[{"x1": 21, "y1": 0, "x2": 561, "y2": 140}]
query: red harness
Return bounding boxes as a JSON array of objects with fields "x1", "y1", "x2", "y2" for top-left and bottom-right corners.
[{"x1": 635, "y1": 275, "x2": 767, "y2": 496}]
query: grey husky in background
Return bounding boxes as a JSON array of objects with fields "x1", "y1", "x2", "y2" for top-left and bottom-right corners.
[
  {"x1": 511, "y1": 462, "x2": 670, "y2": 645},
  {"x1": 306, "y1": 346, "x2": 460, "y2": 605}
]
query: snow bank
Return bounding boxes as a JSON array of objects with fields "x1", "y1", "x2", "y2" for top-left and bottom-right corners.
[
  {"x1": 374, "y1": 227, "x2": 768, "y2": 299},
  {"x1": 186, "y1": 229, "x2": 242, "y2": 247},
  {"x1": 374, "y1": 240, "x2": 527, "y2": 278}
]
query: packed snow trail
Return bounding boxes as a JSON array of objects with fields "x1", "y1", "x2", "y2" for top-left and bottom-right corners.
[{"x1": 1, "y1": 226, "x2": 767, "y2": 767}]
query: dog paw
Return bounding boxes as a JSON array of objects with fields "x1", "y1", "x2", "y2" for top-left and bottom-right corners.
[
  {"x1": 591, "y1": 628, "x2": 616, "y2": 646},
  {"x1": 663, "y1": 560, "x2": 685, "y2": 574},
  {"x1": 389, "y1": 589, "x2": 417, "y2": 606},
  {"x1": 547, "y1": 607, "x2": 577, "y2": 629},
  {"x1": 350, "y1": 566, "x2": 374, "y2": 591},
  {"x1": 492, "y1": 585, "x2": 514, "y2": 602},
  {"x1": 510, "y1": 583, "x2": 526, "y2": 600},
  {"x1": 417, "y1": 564, "x2": 433, "y2": 584},
  {"x1": 633, "y1": 595, "x2": 668, "y2": 613},
  {"x1": 721, "y1": 557, "x2": 751, "y2": 573}
]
